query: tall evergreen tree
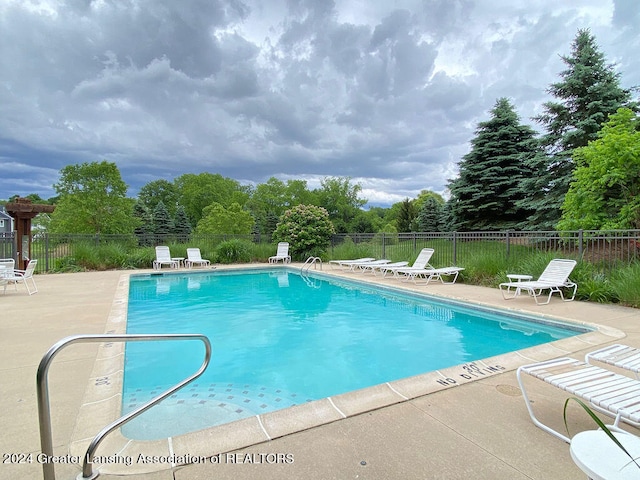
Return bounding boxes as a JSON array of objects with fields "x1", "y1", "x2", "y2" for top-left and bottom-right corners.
[
  {"x1": 152, "y1": 200, "x2": 172, "y2": 235},
  {"x1": 173, "y1": 205, "x2": 192, "y2": 238},
  {"x1": 417, "y1": 196, "x2": 443, "y2": 232},
  {"x1": 132, "y1": 200, "x2": 153, "y2": 244},
  {"x1": 396, "y1": 198, "x2": 416, "y2": 232},
  {"x1": 447, "y1": 98, "x2": 538, "y2": 230},
  {"x1": 524, "y1": 29, "x2": 635, "y2": 229}
]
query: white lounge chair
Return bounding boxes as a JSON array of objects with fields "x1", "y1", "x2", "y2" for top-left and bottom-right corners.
[
  {"x1": 517, "y1": 356, "x2": 640, "y2": 443},
  {"x1": 328, "y1": 258, "x2": 375, "y2": 270},
  {"x1": 185, "y1": 248, "x2": 212, "y2": 269},
  {"x1": 499, "y1": 258, "x2": 577, "y2": 305},
  {"x1": 269, "y1": 242, "x2": 291, "y2": 264},
  {"x1": 401, "y1": 266, "x2": 465, "y2": 285},
  {"x1": 362, "y1": 261, "x2": 409, "y2": 275},
  {"x1": 345, "y1": 259, "x2": 393, "y2": 273},
  {"x1": 153, "y1": 246, "x2": 179, "y2": 270},
  {"x1": 379, "y1": 248, "x2": 434, "y2": 278},
  {"x1": 586, "y1": 344, "x2": 640, "y2": 378},
  {"x1": 4, "y1": 259, "x2": 38, "y2": 295}
]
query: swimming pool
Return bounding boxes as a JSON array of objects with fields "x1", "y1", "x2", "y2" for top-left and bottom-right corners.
[{"x1": 121, "y1": 268, "x2": 585, "y2": 440}]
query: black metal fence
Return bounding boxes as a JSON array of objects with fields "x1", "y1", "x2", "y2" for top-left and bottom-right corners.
[
  {"x1": 331, "y1": 230, "x2": 640, "y2": 269},
  {"x1": 1, "y1": 230, "x2": 638, "y2": 273}
]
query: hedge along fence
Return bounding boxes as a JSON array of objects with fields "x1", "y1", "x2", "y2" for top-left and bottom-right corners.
[{"x1": 2, "y1": 229, "x2": 639, "y2": 273}]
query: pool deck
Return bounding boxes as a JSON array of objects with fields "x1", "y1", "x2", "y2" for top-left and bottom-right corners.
[{"x1": 1, "y1": 264, "x2": 639, "y2": 480}]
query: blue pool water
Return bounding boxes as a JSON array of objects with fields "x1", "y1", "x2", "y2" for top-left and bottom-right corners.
[{"x1": 121, "y1": 268, "x2": 583, "y2": 439}]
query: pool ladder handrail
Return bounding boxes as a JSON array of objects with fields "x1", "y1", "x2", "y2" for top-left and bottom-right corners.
[
  {"x1": 36, "y1": 333, "x2": 212, "y2": 480},
  {"x1": 301, "y1": 256, "x2": 322, "y2": 272}
]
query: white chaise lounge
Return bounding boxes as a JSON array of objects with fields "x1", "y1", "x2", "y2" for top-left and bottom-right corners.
[
  {"x1": 153, "y1": 246, "x2": 179, "y2": 270},
  {"x1": 185, "y1": 248, "x2": 212, "y2": 268},
  {"x1": 499, "y1": 258, "x2": 577, "y2": 305},
  {"x1": 586, "y1": 344, "x2": 640, "y2": 378},
  {"x1": 517, "y1": 356, "x2": 640, "y2": 443},
  {"x1": 378, "y1": 248, "x2": 434, "y2": 278}
]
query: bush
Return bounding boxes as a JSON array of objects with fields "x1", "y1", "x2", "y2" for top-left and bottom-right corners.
[{"x1": 272, "y1": 205, "x2": 336, "y2": 260}]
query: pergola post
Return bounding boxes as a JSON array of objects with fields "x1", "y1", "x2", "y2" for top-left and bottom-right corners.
[{"x1": 5, "y1": 198, "x2": 55, "y2": 270}]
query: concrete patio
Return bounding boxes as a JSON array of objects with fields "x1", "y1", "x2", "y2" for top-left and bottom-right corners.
[{"x1": 1, "y1": 266, "x2": 639, "y2": 480}]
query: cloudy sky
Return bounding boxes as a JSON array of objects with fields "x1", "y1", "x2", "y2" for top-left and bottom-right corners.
[{"x1": 1, "y1": 0, "x2": 638, "y2": 207}]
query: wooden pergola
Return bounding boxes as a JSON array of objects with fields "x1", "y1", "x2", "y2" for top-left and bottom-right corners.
[{"x1": 5, "y1": 198, "x2": 55, "y2": 270}]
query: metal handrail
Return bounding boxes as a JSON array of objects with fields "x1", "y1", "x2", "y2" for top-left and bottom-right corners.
[
  {"x1": 301, "y1": 256, "x2": 322, "y2": 272},
  {"x1": 36, "y1": 333, "x2": 211, "y2": 480}
]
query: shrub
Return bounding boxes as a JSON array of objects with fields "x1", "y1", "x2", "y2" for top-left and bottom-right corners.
[{"x1": 272, "y1": 205, "x2": 336, "y2": 260}]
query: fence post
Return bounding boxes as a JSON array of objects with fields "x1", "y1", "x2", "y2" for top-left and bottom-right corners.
[
  {"x1": 578, "y1": 229, "x2": 583, "y2": 259},
  {"x1": 44, "y1": 233, "x2": 50, "y2": 272},
  {"x1": 506, "y1": 230, "x2": 510, "y2": 259},
  {"x1": 382, "y1": 233, "x2": 386, "y2": 259},
  {"x1": 453, "y1": 231, "x2": 458, "y2": 265}
]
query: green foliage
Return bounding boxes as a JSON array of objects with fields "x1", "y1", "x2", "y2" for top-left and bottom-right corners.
[
  {"x1": 50, "y1": 161, "x2": 137, "y2": 234},
  {"x1": 195, "y1": 202, "x2": 254, "y2": 235},
  {"x1": 611, "y1": 263, "x2": 640, "y2": 308},
  {"x1": 152, "y1": 200, "x2": 172, "y2": 234},
  {"x1": 417, "y1": 196, "x2": 444, "y2": 232},
  {"x1": 215, "y1": 239, "x2": 252, "y2": 264},
  {"x1": 52, "y1": 242, "x2": 154, "y2": 271},
  {"x1": 331, "y1": 237, "x2": 376, "y2": 260},
  {"x1": 528, "y1": 29, "x2": 635, "y2": 229},
  {"x1": 273, "y1": 204, "x2": 336, "y2": 259},
  {"x1": 559, "y1": 108, "x2": 640, "y2": 230},
  {"x1": 173, "y1": 205, "x2": 192, "y2": 237},
  {"x1": 133, "y1": 201, "x2": 153, "y2": 238},
  {"x1": 448, "y1": 97, "x2": 538, "y2": 230},
  {"x1": 396, "y1": 198, "x2": 417, "y2": 232},
  {"x1": 313, "y1": 177, "x2": 366, "y2": 233},
  {"x1": 245, "y1": 177, "x2": 314, "y2": 235},
  {"x1": 174, "y1": 173, "x2": 250, "y2": 225},
  {"x1": 137, "y1": 180, "x2": 179, "y2": 218}
]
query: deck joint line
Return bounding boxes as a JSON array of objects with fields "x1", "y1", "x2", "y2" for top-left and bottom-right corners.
[
  {"x1": 328, "y1": 397, "x2": 347, "y2": 418},
  {"x1": 386, "y1": 382, "x2": 408, "y2": 400},
  {"x1": 256, "y1": 415, "x2": 271, "y2": 440}
]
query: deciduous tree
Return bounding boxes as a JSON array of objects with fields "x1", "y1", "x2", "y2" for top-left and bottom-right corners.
[
  {"x1": 558, "y1": 108, "x2": 640, "y2": 230},
  {"x1": 50, "y1": 161, "x2": 136, "y2": 234}
]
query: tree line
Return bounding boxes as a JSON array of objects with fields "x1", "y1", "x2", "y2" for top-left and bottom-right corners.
[{"x1": 3, "y1": 29, "x2": 639, "y2": 236}]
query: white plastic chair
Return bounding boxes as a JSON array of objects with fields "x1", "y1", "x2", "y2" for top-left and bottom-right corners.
[
  {"x1": 269, "y1": 242, "x2": 291, "y2": 264},
  {"x1": 185, "y1": 248, "x2": 211, "y2": 268},
  {"x1": 5, "y1": 259, "x2": 38, "y2": 295},
  {"x1": 153, "y1": 246, "x2": 179, "y2": 270}
]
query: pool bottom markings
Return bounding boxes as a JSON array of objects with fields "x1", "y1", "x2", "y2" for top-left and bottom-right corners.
[{"x1": 121, "y1": 383, "x2": 314, "y2": 440}]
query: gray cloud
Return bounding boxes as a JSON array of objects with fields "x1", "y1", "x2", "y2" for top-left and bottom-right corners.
[{"x1": 0, "y1": 0, "x2": 638, "y2": 206}]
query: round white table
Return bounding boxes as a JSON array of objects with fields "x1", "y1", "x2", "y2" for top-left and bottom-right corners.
[{"x1": 570, "y1": 430, "x2": 640, "y2": 479}]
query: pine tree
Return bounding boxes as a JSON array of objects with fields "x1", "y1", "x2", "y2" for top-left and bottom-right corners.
[
  {"x1": 152, "y1": 200, "x2": 172, "y2": 235},
  {"x1": 524, "y1": 29, "x2": 635, "y2": 229},
  {"x1": 417, "y1": 196, "x2": 443, "y2": 232},
  {"x1": 396, "y1": 199, "x2": 416, "y2": 232},
  {"x1": 447, "y1": 98, "x2": 538, "y2": 230},
  {"x1": 132, "y1": 200, "x2": 153, "y2": 245},
  {"x1": 173, "y1": 205, "x2": 192, "y2": 239}
]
